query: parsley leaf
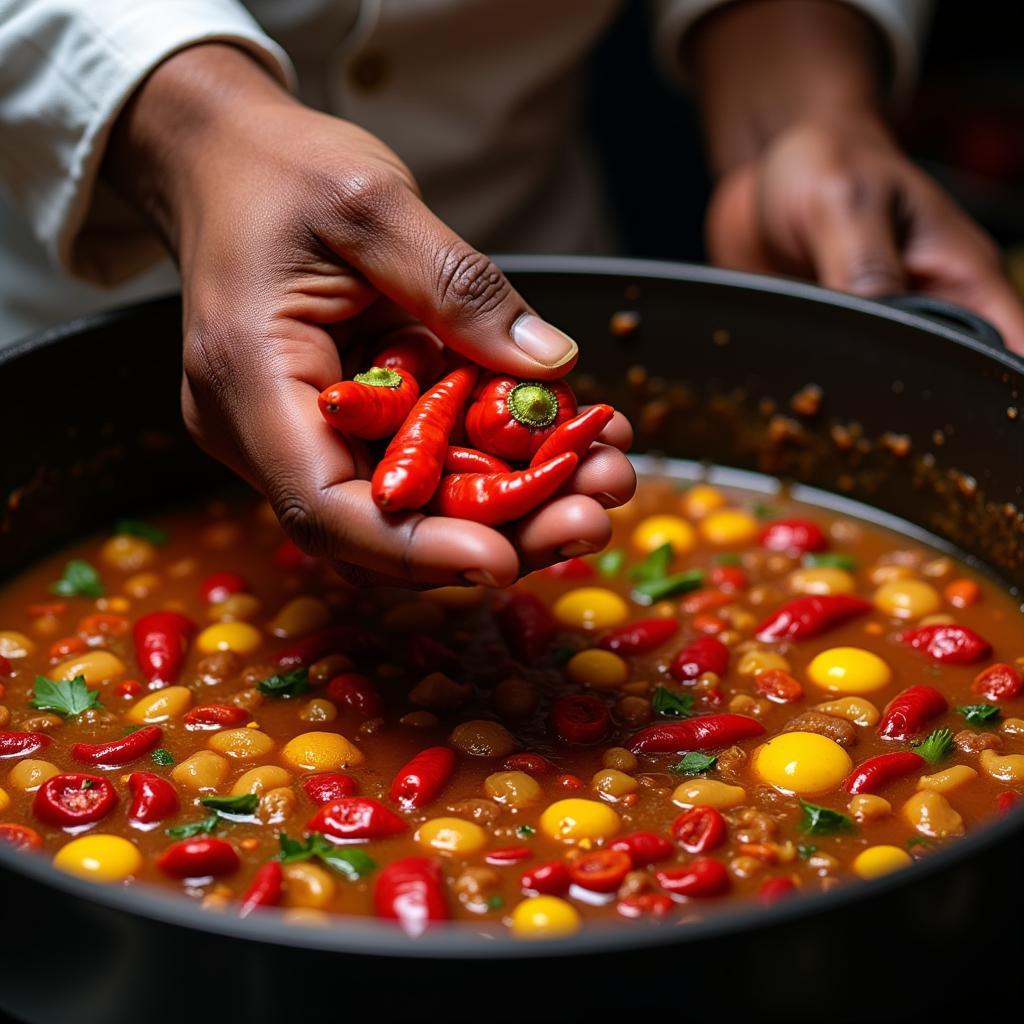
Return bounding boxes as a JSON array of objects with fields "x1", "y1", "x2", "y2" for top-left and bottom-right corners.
[
  {"x1": 114, "y1": 519, "x2": 168, "y2": 545},
  {"x1": 799, "y1": 801, "x2": 854, "y2": 836},
  {"x1": 907, "y1": 836, "x2": 935, "y2": 850},
  {"x1": 486, "y1": 895, "x2": 504, "y2": 910},
  {"x1": 516, "y1": 824, "x2": 536, "y2": 838},
  {"x1": 30, "y1": 675, "x2": 101, "y2": 717},
  {"x1": 911, "y1": 728, "x2": 954, "y2": 764},
  {"x1": 201, "y1": 793, "x2": 259, "y2": 816},
  {"x1": 166, "y1": 814, "x2": 221, "y2": 839},
  {"x1": 151, "y1": 748, "x2": 175, "y2": 766},
  {"x1": 276, "y1": 832, "x2": 376, "y2": 880},
  {"x1": 713, "y1": 553, "x2": 742, "y2": 566},
  {"x1": 629, "y1": 542, "x2": 674, "y2": 584},
  {"x1": 597, "y1": 549, "x2": 625, "y2": 579},
  {"x1": 652, "y1": 686, "x2": 694, "y2": 719},
  {"x1": 258, "y1": 668, "x2": 309, "y2": 699},
  {"x1": 955, "y1": 703, "x2": 1001, "y2": 726},
  {"x1": 797, "y1": 843, "x2": 818, "y2": 860},
  {"x1": 752, "y1": 503, "x2": 778, "y2": 520},
  {"x1": 632, "y1": 569, "x2": 704, "y2": 605},
  {"x1": 49, "y1": 559, "x2": 104, "y2": 598},
  {"x1": 802, "y1": 553, "x2": 857, "y2": 571},
  {"x1": 670, "y1": 751, "x2": 718, "y2": 775}
]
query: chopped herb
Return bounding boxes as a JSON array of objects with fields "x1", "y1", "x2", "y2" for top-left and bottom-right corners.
[
  {"x1": 955, "y1": 703, "x2": 1001, "y2": 726},
  {"x1": 258, "y1": 668, "x2": 309, "y2": 699},
  {"x1": 670, "y1": 751, "x2": 718, "y2": 775},
  {"x1": 632, "y1": 569, "x2": 704, "y2": 605},
  {"x1": 907, "y1": 836, "x2": 935, "y2": 850},
  {"x1": 114, "y1": 519, "x2": 168, "y2": 545},
  {"x1": 277, "y1": 832, "x2": 376, "y2": 880},
  {"x1": 487, "y1": 895, "x2": 504, "y2": 910},
  {"x1": 713, "y1": 553, "x2": 742, "y2": 566},
  {"x1": 802, "y1": 553, "x2": 857, "y2": 571},
  {"x1": 799, "y1": 801, "x2": 854, "y2": 836},
  {"x1": 652, "y1": 686, "x2": 694, "y2": 719},
  {"x1": 752, "y1": 503, "x2": 778, "y2": 520},
  {"x1": 30, "y1": 675, "x2": 101, "y2": 717},
  {"x1": 911, "y1": 728, "x2": 954, "y2": 764},
  {"x1": 629, "y1": 542, "x2": 674, "y2": 584},
  {"x1": 797, "y1": 843, "x2": 818, "y2": 860},
  {"x1": 81, "y1": 779, "x2": 96, "y2": 790},
  {"x1": 516, "y1": 824, "x2": 536, "y2": 838},
  {"x1": 151, "y1": 748, "x2": 175, "y2": 766},
  {"x1": 551, "y1": 643, "x2": 578, "y2": 667},
  {"x1": 597, "y1": 548, "x2": 625, "y2": 579},
  {"x1": 49, "y1": 559, "x2": 104, "y2": 598},
  {"x1": 166, "y1": 814, "x2": 221, "y2": 839},
  {"x1": 123, "y1": 725, "x2": 143, "y2": 734},
  {"x1": 200, "y1": 793, "x2": 259, "y2": 816}
]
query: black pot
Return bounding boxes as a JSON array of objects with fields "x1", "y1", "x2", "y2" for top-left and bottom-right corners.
[{"x1": 1, "y1": 258, "x2": 1022, "y2": 1024}]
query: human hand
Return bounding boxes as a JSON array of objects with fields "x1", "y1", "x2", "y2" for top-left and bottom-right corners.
[{"x1": 106, "y1": 45, "x2": 635, "y2": 588}]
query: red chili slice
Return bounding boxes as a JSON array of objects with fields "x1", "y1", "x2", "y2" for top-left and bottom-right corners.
[
  {"x1": 521, "y1": 860, "x2": 570, "y2": 895},
  {"x1": 759, "y1": 518, "x2": 828, "y2": 554},
  {"x1": 568, "y1": 849, "x2": 632, "y2": 893},
  {"x1": 901, "y1": 624, "x2": 992, "y2": 665},
  {"x1": 307, "y1": 797, "x2": 407, "y2": 841},
  {"x1": 551, "y1": 694, "x2": 610, "y2": 745},
  {"x1": 239, "y1": 861, "x2": 284, "y2": 917},
  {"x1": 127, "y1": 771, "x2": 179, "y2": 823},
  {"x1": 71, "y1": 725, "x2": 162, "y2": 768},
  {"x1": 326, "y1": 673, "x2": 384, "y2": 718},
  {"x1": 158, "y1": 837, "x2": 240, "y2": 878},
  {"x1": 183, "y1": 704, "x2": 251, "y2": 730},
  {"x1": 598, "y1": 618, "x2": 679, "y2": 656},
  {"x1": 758, "y1": 877, "x2": 798, "y2": 906},
  {"x1": 709, "y1": 565, "x2": 747, "y2": 592},
  {"x1": 671, "y1": 806, "x2": 727, "y2": 854},
  {"x1": 502, "y1": 753, "x2": 553, "y2": 776},
  {"x1": 0, "y1": 823, "x2": 43, "y2": 851},
  {"x1": 972, "y1": 663, "x2": 1023, "y2": 701},
  {"x1": 876, "y1": 685, "x2": 948, "y2": 742},
  {"x1": 997, "y1": 791, "x2": 1020, "y2": 815},
  {"x1": 843, "y1": 752, "x2": 925, "y2": 795},
  {"x1": 0, "y1": 731, "x2": 51, "y2": 759},
  {"x1": 542, "y1": 558, "x2": 594, "y2": 580},
  {"x1": 656, "y1": 857, "x2": 731, "y2": 897},
  {"x1": 610, "y1": 831, "x2": 674, "y2": 867},
  {"x1": 301, "y1": 772, "x2": 359, "y2": 805},
  {"x1": 755, "y1": 669, "x2": 804, "y2": 703},
  {"x1": 617, "y1": 893, "x2": 674, "y2": 918},
  {"x1": 33, "y1": 774, "x2": 117, "y2": 828},
  {"x1": 670, "y1": 636, "x2": 729, "y2": 682},
  {"x1": 199, "y1": 571, "x2": 249, "y2": 605},
  {"x1": 485, "y1": 846, "x2": 533, "y2": 866}
]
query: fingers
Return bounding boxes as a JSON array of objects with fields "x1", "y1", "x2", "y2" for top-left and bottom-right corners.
[
  {"x1": 967, "y1": 278, "x2": 1024, "y2": 355},
  {"x1": 569, "y1": 443, "x2": 637, "y2": 509},
  {"x1": 591, "y1": 408, "x2": 633, "y2": 452},
  {"x1": 513, "y1": 494, "x2": 614, "y2": 569}
]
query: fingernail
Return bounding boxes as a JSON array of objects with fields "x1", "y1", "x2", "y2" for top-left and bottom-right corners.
[
  {"x1": 512, "y1": 314, "x2": 578, "y2": 368},
  {"x1": 560, "y1": 541, "x2": 598, "y2": 559},
  {"x1": 463, "y1": 569, "x2": 498, "y2": 587}
]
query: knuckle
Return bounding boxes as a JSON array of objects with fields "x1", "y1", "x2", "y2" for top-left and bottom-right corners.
[
  {"x1": 183, "y1": 323, "x2": 236, "y2": 406},
  {"x1": 434, "y1": 243, "x2": 512, "y2": 320},
  {"x1": 327, "y1": 169, "x2": 405, "y2": 244},
  {"x1": 843, "y1": 253, "x2": 902, "y2": 293},
  {"x1": 277, "y1": 494, "x2": 329, "y2": 557}
]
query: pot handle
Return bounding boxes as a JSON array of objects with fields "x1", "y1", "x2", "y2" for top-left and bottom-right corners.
[{"x1": 878, "y1": 294, "x2": 1005, "y2": 351}]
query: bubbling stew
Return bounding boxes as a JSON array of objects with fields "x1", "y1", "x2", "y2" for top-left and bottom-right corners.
[{"x1": 0, "y1": 474, "x2": 1022, "y2": 939}]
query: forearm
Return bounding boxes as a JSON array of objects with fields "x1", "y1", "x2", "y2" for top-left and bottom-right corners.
[{"x1": 690, "y1": 0, "x2": 890, "y2": 176}]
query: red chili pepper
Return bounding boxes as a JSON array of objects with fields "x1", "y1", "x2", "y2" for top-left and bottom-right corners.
[
  {"x1": 158, "y1": 837, "x2": 240, "y2": 878},
  {"x1": 33, "y1": 773, "x2": 117, "y2": 828},
  {"x1": 843, "y1": 752, "x2": 926, "y2": 794},
  {"x1": 408, "y1": 636, "x2": 461, "y2": 676},
  {"x1": 183, "y1": 704, "x2": 251, "y2": 730},
  {"x1": 432, "y1": 452, "x2": 579, "y2": 526},
  {"x1": 567, "y1": 848, "x2": 631, "y2": 893},
  {"x1": 542, "y1": 558, "x2": 594, "y2": 581},
  {"x1": 275, "y1": 625, "x2": 380, "y2": 669},
  {"x1": 617, "y1": 893, "x2": 674, "y2": 918},
  {"x1": 372, "y1": 365, "x2": 478, "y2": 512},
  {"x1": 755, "y1": 669, "x2": 804, "y2": 704},
  {"x1": 0, "y1": 654, "x2": 11, "y2": 678},
  {"x1": 495, "y1": 591, "x2": 558, "y2": 663},
  {"x1": 389, "y1": 746, "x2": 456, "y2": 808},
  {"x1": 0, "y1": 823, "x2": 43, "y2": 851},
  {"x1": 0, "y1": 731, "x2": 51, "y2": 759},
  {"x1": 710, "y1": 564, "x2": 747, "y2": 592},
  {"x1": 759, "y1": 518, "x2": 828, "y2": 554},
  {"x1": 199, "y1": 571, "x2": 248, "y2": 605},
  {"x1": 557, "y1": 773, "x2": 585, "y2": 790},
  {"x1": 630, "y1": 714, "x2": 765, "y2": 754},
  {"x1": 759, "y1": 877, "x2": 798, "y2": 906},
  {"x1": 502, "y1": 753, "x2": 553, "y2": 775},
  {"x1": 127, "y1": 771, "x2": 179, "y2": 823},
  {"x1": 671, "y1": 806, "x2": 727, "y2": 853},
  {"x1": 115, "y1": 680, "x2": 144, "y2": 700},
  {"x1": 307, "y1": 797, "x2": 408, "y2": 841},
  {"x1": 71, "y1": 725, "x2": 162, "y2": 768},
  {"x1": 599, "y1": 617, "x2": 679, "y2": 656},
  {"x1": 50, "y1": 635, "x2": 87, "y2": 660},
  {"x1": 444, "y1": 446, "x2": 511, "y2": 475},
  {"x1": 610, "y1": 831, "x2": 673, "y2": 866},
  {"x1": 551, "y1": 694, "x2": 610, "y2": 745},
  {"x1": 76, "y1": 613, "x2": 130, "y2": 640},
  {"x1": 325, "y1": 673, "x2": 384, "y2": 718},
  {"x1": 692, "y1": 614, "x2": 726, "y2": 635},
  {"x1": 374, "y1": 331, "x2": 446, "y2": 386},
  {"x1": 374, "y1": 856, "x2": 449, "y2": 935},
  {"x1": 272, "y1": 539, "x2": 316, "y2": 571},
  {"x1": 132, "y1": 610, "x2": 195, "y2": 686},
  {"x1": 755, "y1": 594, "x2": 872, "y2": 643},
  {"x1": 318, "y1": 366, "x2": 420, "y2": 440},
  {"x1": 656, "y1": 858, "x2": 730, "y2": 898},
  {"x1": 679, "y1": 589, "x2": 734, "y2": 616},
  {"x1": 465, "y1": 374, "x2": 577, "y2": 462},
  {"x1": 997, "y1": 791, "x2": 1019, "y2": 815},
  {"x1": 521, "y1": 860, "x2": 570, "y2": 895},
  {"x1": 972, "y1": 663, "x2": 1023, "y2": 701},
  {"x1": 877, "y1": 685, "x2": 948, "y2": 741},
  {"x1": 670, "y1": 636, "x2": 730, "y2": 682},
  {"x1": 485, "y1": 846, "x2": 533, "y2": 866},
  {"x1": 239, "y1": 861, "x2": 284, "y2": 917},
  {"x1": 900, "y1": 624, "x2": 992, "y2": 664},
  {"x1": 301, "y1": 772, "x2": 359, "y2": 805},
  {"x1": 529, "y1": 404, "x2": 614, "y2": 466}
]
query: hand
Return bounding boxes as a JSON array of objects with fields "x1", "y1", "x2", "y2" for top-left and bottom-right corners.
[
  {"x1": 706, "y1": 116, "x2": 1024, "y2": 353},
  {"x1": 105, "y1": 45, "x2": 635, "y2": 588}
]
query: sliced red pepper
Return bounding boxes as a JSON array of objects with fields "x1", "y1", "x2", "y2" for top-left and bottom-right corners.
[
  {"x1": 325, "y1": 673, "x2": 384, "y2": 718},
  {"x1": 670, "y1": 635, "x2": 729, "y2": 681},
  {"x1": 671, "y1": 806, "x2": 727, "y2": 853},
  {"x1": 901, "y1": 624, "x2": 992, "y2": 664},
  {"x1": 599, "y1": 617, "x2": 679, "y2": 656},
  {"x1": 759, "y1": 518, "x2": 828, "y2": 554},
  {"x1": 239, "y1": 861, "x2": 284, "y2": 917},
  {"x1": 529, "y1": 403, "x2": 614, "y2": 466},
  {"x1": 389, "y1": 747, "x2": 456, "y2": 808},
  {"x1": 972, "y1": 663, "x2": 1023, "y2": 701},
  {"x1": 71, "y1": 725, "x2": 162, "y2": 768},
  {"x1": 758, "y1": 877, "x2": 798, "y2": 906},
  {"x1": 199, "y1": 571, "x2": 248, "y2": 605},
  {"x1": 275, "y1": 625, "x2": 380, "y2": 669},
  {"x1": 127, "y1": 771, "x2": 179, "y2": 823},
  {"x1": 610, "y1": 831, "x2": 673, "y2": 866},
  {"x1": 557, "y1": 773, "x2": 585, "y2": 790},
  {"x1": 50, "y1": 635, "x2": 87, "y2": 660},
  {"x1": 485, "y1": 846, "x2": 533, "y2": 866},
  {"x1": 709, "y1": 564, "x2": 747, "y2": 592},
  {"x1": 521, "y1": 860, "x2": 570, "y2": 895},
  {"x1": 33, "y1": 773, "x2": 117, "y2": 827},
  {"x1": 877, "y1": 685, "x2": 948, "y2": 741},
  {"x1": 755, "y1": 669, "x2": 804, "y2": 704},
  {"x1": 132, "y1": 610, "x2": 195, "y2": 685},
  {"x1": 656, "y1": 858, "x2": 730, "y2": 897},
  {"x1": 630, "y1": 714, "x2": 765, "y2": 755},
  {"x1": 0, "y1": 823, "x2": 43, "y2": 851},
  {"x1": 0, "y1": 731, "x2": 51, "y2": 759},
  {"x1": 551, "y1": 694, "x2": 610, "y2": 745},
  {"x1": 502, "y1": 752, "x2": 553, "y2": 775},
  {"x1": 495, "y1": 591, "x2": 558, "y2": 663},
  {"x1": 443, "y1": 446, "x2": 511, "y2": 475},
  {"x1": 374, "y1": 856, "x2": 449, "y2": 935},
  {"x1": 679, "y1": 589, "x2": 734, "y2": 616},
  {"x1": 997, "y1": 791, "x2": 1020, "y2": 815},
  {"x1": 183, "y1": 704, "x2": 251, "y2": 730},
  {"x1": 542, "y1": 558, "x2": 594, "y2": 581},
  {"x1": 301, "y1": 772, "x2": 359, "y2": 805},
  {"x1": 307, "y1": 797, "x2": 407, "y2": 841},
  {"x1": 617, "y1": 893, "x2": 674, "y2": 918},
  {"x1": 115, "y1": 679, "x2": 144, "y2": 699},
  {"x1": 76, "y1": 613, "x2": 130, "y2": 641},
  {"x1": 567, "y1": 848, "x2": 631, "y2": 893},
  {"x1": 843, "y1": 751, "x2": 926, "y2": 794},
  {"x1": 158, "y1": 837, "x2": 240, "y2": 878},
  {"x1": 318, "y1": 366, "x2": 420, "y2": 441},
  {"x1": 755, "y1": 594, "x2": 872, "y2": 643}
]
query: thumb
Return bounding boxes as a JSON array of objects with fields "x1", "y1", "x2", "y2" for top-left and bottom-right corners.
[{"x1": 324, "y1": 178, "x2": 578, "y2": 378}]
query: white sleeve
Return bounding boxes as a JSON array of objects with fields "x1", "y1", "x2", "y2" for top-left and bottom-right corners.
[
  {"x1": 653, "y1": 0, "x2": 933, "y2": 101},
  {"x1": 0, "y1": 0, "x2": 294, "y2": 285}
]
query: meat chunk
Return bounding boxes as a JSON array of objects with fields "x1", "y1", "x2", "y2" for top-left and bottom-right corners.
[
  {"x1": 953, "y1": 729, "x2": 1003, "y2": 754},
  {"x1": 783, "y1": 710, "x2": 856, "y2": 748}
]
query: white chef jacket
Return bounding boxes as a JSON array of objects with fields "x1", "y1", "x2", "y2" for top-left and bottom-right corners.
[{"x1": 0, "y1": 0, "x2": 929, "y2": 345}]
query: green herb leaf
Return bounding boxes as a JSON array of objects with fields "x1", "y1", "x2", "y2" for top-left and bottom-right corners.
[
  {"x1": 652, "y1": 686, "x2": 694, "y2": 719},
  {"x1": 631, "y1": 569, "x2": 704, "y2": 605},
  {"x1": 752, "y1": 503, "x2": 778, "y2": 521},
  {"x1": 276, "y1": 832, "x2": 376, "y2": 879},
  {"x1": 114, "y1": 519, "x2": 168, "y2": 545},
  {"x1": 799, "y1": 801, "x2": 854, "y2": 836},
  {"x1": 629, "y1": 542, "x2": 674, "y2": 584},
  {"x1": 712, "y1": 553, "x2": 742, "y2": 566},
  {"x1": 49, "y1": 559, "x2": 104, "y2": 598},
  {"x1": 486, "y1": 895, "x2": 504, "y2": 910},
  {"x1": 516, "y1": 824, "x2": 536, "y2": 838},
  {"x1": 907, "y1": 836, "x2": 935, "y2": 850},
  {"x1": 151, "y1": 748, "x2": 175, "y2": 766},
  {"x1": 30, "y1": 675, "x2": 101, "y2": 717},
  {"x1": 258, "y1": 668, "x2": 309, "y2": 699},
  {"x1": 166, "y1": 814, "x2": 221, "y2": 839},
  {"x1": 597, "y1": 549, "x2": 625, "y2": 579},
  {"x1": 201, "y1": 793, "x2": 259, "y2": 816},
  {"x1": 911, "y1": 728, "x2": 954, "y2": 764},
  {"x1": 802, "y1": 553, "x2": 857, "y2": 571},
  {"x1": 955, "y1": 703, "x2": 1001, "y2": 726},
  {"x1": 551, "y1": 643, "x2": 578, "y2": 667},
  {"x1": 669, "y1": 751, "x2": 718, "y2": 775},
  {"x1": 797, "y1": 843, "x2": 818, "y2": 860}
]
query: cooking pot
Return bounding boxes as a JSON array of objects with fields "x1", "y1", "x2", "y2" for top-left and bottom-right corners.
[{"x1": 1, "y1": 257, "x2": 1022, "y2": 1024}]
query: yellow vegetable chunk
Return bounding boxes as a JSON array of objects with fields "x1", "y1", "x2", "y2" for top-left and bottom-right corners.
[
  {"x1": 7, "y1": 758, "x2": 59, "y2": 793},
  {"x1": 873, "y1": 578, "x2": 941, "y2": 619},
  {"x1": 539, "y1": 798, "x2": 620, "y2": 843},
  {"x1": 700, "y1": 510, "x2": 759, "y2": 546},
  {"x1": 269, "y1": 596, "x2": 331, "y2": 639},
  {"x1": 0, "y1": 630, "x2": 35, "y2": 659},
  {"x1": 566, "y1": 649, "x2": 629, "y2": 689},
  {"x1": 196, "y1": 622, "x2": 262, "y2": 655},
  {"x1": 208, "y1": 728, "x2": 276, "y2": 761},
  {"x1": 788, "y1": 567, "x2": 856, "y2": 596},
  {"x1": 53, "y1": 835, "x2": 142, "y2": 882},
  {"x1": 753, "y1": 731, "x2": 853, "y2": 794},
  {"x1": 917, "y1": 764, "x2": 977, "y2": 793},
  {"x1": 280, "y1": 731, "x2": 364, "y2": 771},
  {"x1": 0, "y1": 786, "x2": 9, "y2": 812},
  {"x1": 416, "y1": 817, "x2": 487, "y2": 855},
  {"x1": 54, "y1": 650, "x2": 125, "y2": 685},
  {"x1": 813, "y1": 696, "x2": 880, "y2": 727},
  {"x1": 631, "y1": 515, "x2": 695, "y2": 555},
  {"x1": 171, "y1": 750, "x2": 230, "y2": 792},
  {"x1": 483, "y1": 771, "x2": 541, "y2": 808},
  {"x1": 902, "y1": 790, "x2": 964, "y2": 838},
  {"x1": 853, "y1": 845, "x2": 912, "y2": 879},
  {"x1": 553, "y1": 588, "x2": 628, "y2": 631},
  {"x1": 807, "y1": 647, "x2": 891, "y2": 694},
  {"x1": 511, "y1": 895, "x2": 581, "y2": 939},
  {"x1": 671, "y1": 778, "x2": 747, "y2": 809},
  {"x1": 126, "y1": 685, "x2": 192, "y2": 724},
  {"x1": 230, "y1": 765, "x2": 292, "y2": 796},
  {"x1": 679, "y1": 484, "x2": 725, "y2": 519}
]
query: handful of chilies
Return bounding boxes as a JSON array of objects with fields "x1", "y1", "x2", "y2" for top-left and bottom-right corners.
[{"x1": 316, "y1": 332, "x2": 616, "y2": 526}]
